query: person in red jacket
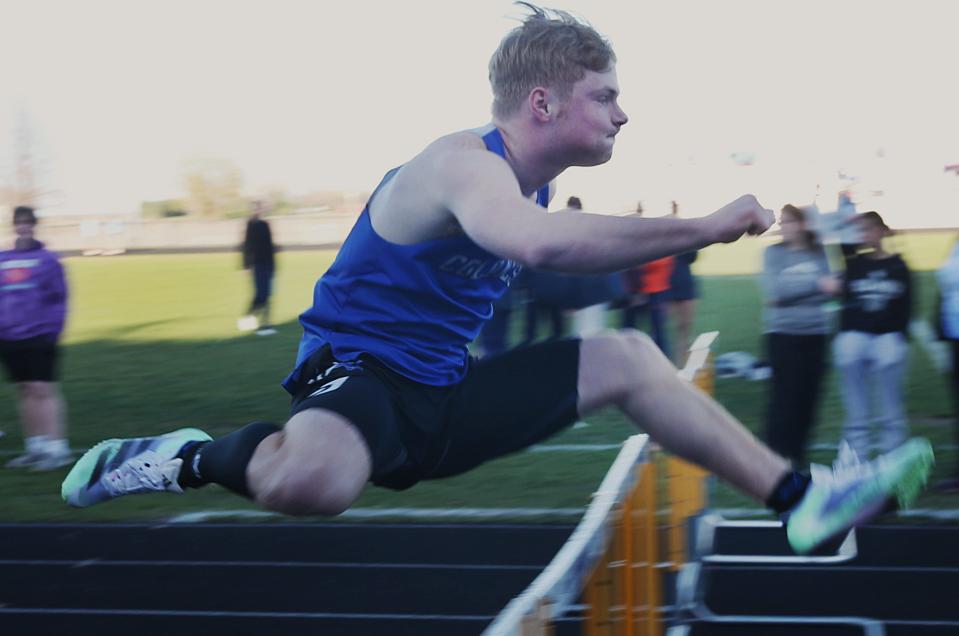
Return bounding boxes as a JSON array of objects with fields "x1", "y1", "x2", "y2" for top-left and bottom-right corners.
[
  {"x1": 623, "y1": 243, "x2": 674, "y2": 359},
  {"x1": 0, "y1": 206, "x2": 71, "y2": 470}
]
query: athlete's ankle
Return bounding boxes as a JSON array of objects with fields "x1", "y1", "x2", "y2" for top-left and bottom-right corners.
[
  {"x1": 175, "y1": 441, "x2": 210, "y2": 489},
  {"x1": 765, "y1": 470, "x2": 811, "y2": 514},
  {"x1": 177, "y1": 422, "x2": 281, "y2": 497}
]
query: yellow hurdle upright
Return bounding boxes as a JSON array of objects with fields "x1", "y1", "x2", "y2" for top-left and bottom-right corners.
[
  {"x1": 665, "y1": 334, "x2": 714, "y2": 572},
  {"x1": 483, "y1": 332, "x2": 718, "y2": 636},
  {"x1": 582, "y1": 332, "x2": 717, "y2": 635}
]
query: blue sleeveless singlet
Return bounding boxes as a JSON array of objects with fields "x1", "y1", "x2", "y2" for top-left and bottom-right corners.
[{"x1": 283, "y1": 125, "x2": 549, "y2": 389}]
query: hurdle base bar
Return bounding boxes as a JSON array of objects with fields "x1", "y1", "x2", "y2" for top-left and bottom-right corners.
[{"x1": 672, "y1": 562, "x2": 885, "y2": 636}]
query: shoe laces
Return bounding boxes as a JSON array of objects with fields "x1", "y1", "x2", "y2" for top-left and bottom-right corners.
[
  {"x1": 810, "y1": 441, "x2": 877, "y2": 487},
  {"x1": 103, "y1": 451, "x2": 182, "y2": 495}
]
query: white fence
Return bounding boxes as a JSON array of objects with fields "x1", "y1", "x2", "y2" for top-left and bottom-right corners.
[{"x1": 0, "y1": 213, "x2": 359, "y2": 253}]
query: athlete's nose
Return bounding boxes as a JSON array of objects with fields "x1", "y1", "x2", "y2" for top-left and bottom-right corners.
[{"x1": 613, "y1": 104, "x2": 629, "y2": 127}]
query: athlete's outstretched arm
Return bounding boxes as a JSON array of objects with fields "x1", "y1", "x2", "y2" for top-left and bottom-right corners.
[{"x1": 434, "y1": 147, "x2": 774, "y2": 274}]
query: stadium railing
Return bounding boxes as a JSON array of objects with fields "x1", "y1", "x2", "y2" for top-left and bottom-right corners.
[{"x1": 483, "y1": 332, "x2": 719, "y2": 636}]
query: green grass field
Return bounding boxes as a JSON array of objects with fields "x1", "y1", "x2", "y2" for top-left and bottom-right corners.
[{"x1": 0, "y1": 231, "x2": 956, "y2": 523}]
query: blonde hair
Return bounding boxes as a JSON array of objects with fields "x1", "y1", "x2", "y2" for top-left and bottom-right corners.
[{"x1": 489, "y1": 3, "x2": 616, "y2": 119}]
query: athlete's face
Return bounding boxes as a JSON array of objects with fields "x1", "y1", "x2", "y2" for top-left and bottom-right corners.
[{"x1": 553, "y1": 66, "x2": 628, "y2": 166}]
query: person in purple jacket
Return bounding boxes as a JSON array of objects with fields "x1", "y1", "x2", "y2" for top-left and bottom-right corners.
[{"x1": 0, "y1": 206, "x2": 71, "y2": 470}]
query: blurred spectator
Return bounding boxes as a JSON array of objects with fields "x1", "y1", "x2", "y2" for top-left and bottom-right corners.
[
  {"x1": 761, "y1": 204, "x2": 839, "y2": 465},
  {"x1": 933, "y1": 236, "x2": 959, "y2": 492},
  {"x1": 834, "y1": 211, "x2": 913, "y2": 459},
  {"x1": 622, "y1": 199, "x2": 672, "y2": 358},
  {"x1": 836, "y1": 191, "x2": 863, "y2": 257},
  {"x1": 0, "y1": 206, "x2": 72, "y2": 470},
  {"x1": 238, "y1": 201, "x2": 277, "y2": 336},
  {"x1": 623, "y1": 255, "x2": 673, "y2": 359},
  {"x1": 520, "y1": 196, "x2": 623, "y2": 341},
  {"x1": 519, "y1": 266, "x2": 566, "y2": 343},
  {"x1": 667, "y1": 201, "x2": 699, "y2": 365},
  {"x1": 565, "y1": 197, "x2": 623, "y2": 337}
]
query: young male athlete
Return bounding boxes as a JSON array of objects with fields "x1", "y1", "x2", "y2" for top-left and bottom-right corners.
[{"x1": 62, "y1": 5, "x2": 932, "y2": 554}]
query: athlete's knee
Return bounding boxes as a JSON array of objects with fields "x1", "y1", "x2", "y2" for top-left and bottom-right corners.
[
  {"x1": 579, "y1": 330, "x2": 674, "y2": 407},
  {"x1": 588, "y1": 329, "x2": 667, "y2": 372},
  {"x1": 252, "y1": 417, "x2": 369, "y2": 516},
  {"x1": 256, "y1": 462, "x2": 358, "y2": 516}
]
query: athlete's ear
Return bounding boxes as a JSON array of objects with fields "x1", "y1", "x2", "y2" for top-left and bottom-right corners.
[{"x1": 528, "y1": 87, "x2": 552, "y2": 122}]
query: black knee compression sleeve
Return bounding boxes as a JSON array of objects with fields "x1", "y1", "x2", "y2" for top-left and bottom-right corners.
[{"x1": 177, "y1": 421, "x2": 281, "y2": 498}]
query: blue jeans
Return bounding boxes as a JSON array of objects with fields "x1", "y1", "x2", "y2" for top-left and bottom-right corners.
[
  {"x1": 623, "y1": 291, "x2": 670, "y2": 360},
  {"x1": 833, "y1": 330, "x2": 909, "y2": 458},
  {"x1": 250, "y1": 264, "x2": 274, "y2": 311}
]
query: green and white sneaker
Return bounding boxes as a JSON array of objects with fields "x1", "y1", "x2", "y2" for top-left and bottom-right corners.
[
  {"x1": 61, "y1": 428, "x2": 212, "y2": 508},
  {"x1": 786, "y1": 438, "x2": 934, "y2": 555}
]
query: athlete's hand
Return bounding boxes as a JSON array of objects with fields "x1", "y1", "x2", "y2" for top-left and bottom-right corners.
[{"x1": 704, "y1": 195, "x2": 775, "y2": 244}]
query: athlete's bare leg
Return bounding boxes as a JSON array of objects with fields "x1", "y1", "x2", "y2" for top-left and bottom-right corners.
[{"x1": 577, "y1": 329, "x2": 787, "y2": 501}]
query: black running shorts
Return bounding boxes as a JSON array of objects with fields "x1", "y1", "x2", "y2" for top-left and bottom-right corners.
[
  {"x1": 0, "y1": 336, "x2": 59, "y2": 383},
  {"x1": 288, "y1": 339, "x2": 581, "y2": 490}
]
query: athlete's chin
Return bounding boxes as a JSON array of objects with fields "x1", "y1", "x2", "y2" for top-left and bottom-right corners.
[{"x1": 572, "y1": 147, "x2": 615, "y2": 167}]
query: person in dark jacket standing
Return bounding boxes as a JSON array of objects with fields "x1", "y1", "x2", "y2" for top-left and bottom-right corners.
[
  {"x1": 239, "y1": 201, "x2": 277, "y2": 336},
  {"x1": 834, "y1": 211, "x2": 913, "y2": 459},
  {"x1": 761, "y1": 204, "x2": 839, "y2": 465},
  {"x1": 0, "y1": 206, "x2": 71, "y2": 470}
]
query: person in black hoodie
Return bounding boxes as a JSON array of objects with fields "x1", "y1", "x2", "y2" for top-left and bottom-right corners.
[
  {"x1": 238, "y1": 201, "x2": 277, "y2": 336},
  {"x1": 834, "y1": 211, "x2": 913, "y2": 459}
]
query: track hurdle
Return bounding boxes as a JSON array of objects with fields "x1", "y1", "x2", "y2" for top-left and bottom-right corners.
[{"x1": 484, "y1": 332, "x2": 718, "y2": 636}]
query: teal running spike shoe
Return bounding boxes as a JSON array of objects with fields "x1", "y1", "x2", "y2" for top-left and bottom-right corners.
[
  {"x1": 61, "y1": 428, "x2": 212, "y2": 508},
  {"x1": 786, "y1": 438, "x2": 934, "y2": 555}
]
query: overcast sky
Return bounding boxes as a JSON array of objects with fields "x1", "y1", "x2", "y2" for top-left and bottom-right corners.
[{"x1": 1, "y1": 0, "x2": 957, "y2": 226}]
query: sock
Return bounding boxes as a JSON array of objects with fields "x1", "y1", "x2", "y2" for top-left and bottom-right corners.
[
  {"x1": 43, "y1": 438, "x2": 71, "y2": 457},
  {"x1": 25, "y1": 435, "x2": 48, "y2": 455},
  {"x1": 175, "y1": 441, "x2": 209, "y2": 489},
  {"x1": 765, "y1": 470, "x2": 812, "y2": 514},
  {"x1": 176, "y1": 421, "x2": 281, "y2": 498}
]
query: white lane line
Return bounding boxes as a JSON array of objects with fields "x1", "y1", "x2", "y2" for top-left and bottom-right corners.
[
  {"x1": 529, "y1": 443, "x2": 619, "y2": 452},
  {"x1": 6, "y1": 441, "x2": 959, "y2": 458},
  {"x1": 0, "y1": 444, "x2": 616, "y2": 457},
  {"x1": 0, "y1": 607, "x2": 496, "y2": 620},
  {"x1": 0, "y1": 559, "x2": 539, "y2": 571},
  {"x1": 714, "y1": 507, "x2": 959, "y2": 521},
  {"x1": 167, "y1": 508, "x2": 586, "y2": 524},
  {"x1": 175, "y1": 504, "x2": 959, "y2": 524}
]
